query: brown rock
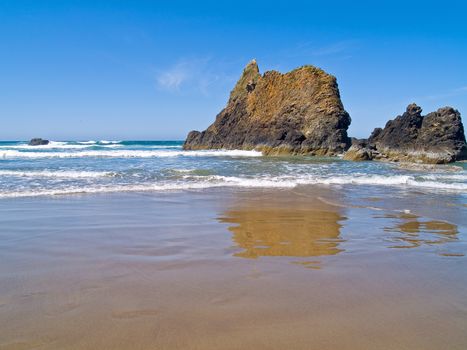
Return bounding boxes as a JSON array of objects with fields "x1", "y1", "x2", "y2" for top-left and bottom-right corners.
[
  {"x1": 184, "y1": 60, "x2": 351, "y2": 155},
  {"x1": 342, "y1": 139, "x2": 377, "y2": 161}
]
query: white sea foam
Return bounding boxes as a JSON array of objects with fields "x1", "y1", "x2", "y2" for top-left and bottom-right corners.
[
  {"x1": 99, "y1": 140, "x2": 121, "y2": 144},
  {"x1": 0, "y1": 184, "x2": 205, "y2": 198},
  {"x1": 182, "y1": 174, "x2": 467, "y2": 191},
  {"x1": 0, "y1": 178, "x2": 294, "y2": 198},
  {"x1": 0, "y1": 170, "x2": 113, "y2": 178},
  {"x1": 173, "y1": 168, "x2": 196, "y2": 173},
  {"x1": 0, "y1": 141, "x2": 128, "y2": 150},
  {"x1": 406, "y1": 180, "x2": 467, "y2": 191},
  {"x1": 0, "y1": 141, "x2": 90, "y2": 150},
  {"x1": 146, "y1": 145, "x2": 183, "y2": 149},
  {"x1": 292, "y1": 174, "x2": 467, "y2": 190},
  {"x1": 418, "y1": 174, "x2": 467, "y2": 181},
  {"x1": 2, "y1": 141, "x2": 94, "y2": 150},
  {"x1": 0, "y1": 172, "x2": 466, "y2": 198},
  {"x1": 198, "y1": 175, "x2": 297, "y2": 188},
  {"x1": 298, "y1": 175, "x2": 413, "y2": 186},
  {"x1": 0, "y1": 149, "x2": 263, "y2": 159}
]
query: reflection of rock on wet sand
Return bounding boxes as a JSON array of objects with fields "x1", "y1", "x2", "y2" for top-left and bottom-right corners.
[
  {"x1": 382, "y1": 213, "x2": 461, "y2": 254},
  {"x1": 219, "y1": 197, "x2": 346, "y2": 259}
]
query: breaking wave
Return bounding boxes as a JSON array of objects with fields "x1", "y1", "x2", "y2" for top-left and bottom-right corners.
[
  {"x1": 0, "y1": 149, "x2": 263, "y2": 159},
  {"x1": 0, "y1": 170, "x2": 113, "y2": 178},
  {"x1": 0, "y1": 173, "x2": 465, "y2": 198},
  {"x1": 0, "y1": 141, "x2": 126, "y2": 150}
]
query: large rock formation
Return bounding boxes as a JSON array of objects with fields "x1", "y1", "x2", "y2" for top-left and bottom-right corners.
[
  {"x1": 184, "y1": 60, "x2": 351, "y2": 155},
  {"x1": 344, "y1": 104, "x2": 467, "y2": 163}
]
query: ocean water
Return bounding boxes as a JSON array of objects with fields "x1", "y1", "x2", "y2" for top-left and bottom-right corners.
[{"x1": 0, "y1": 140, "x2": 466, "y2": 198}]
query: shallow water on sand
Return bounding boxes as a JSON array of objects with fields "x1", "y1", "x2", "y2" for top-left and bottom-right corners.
[{"x1": 0, "y1": 187, "x2": 466, "y2": 349}]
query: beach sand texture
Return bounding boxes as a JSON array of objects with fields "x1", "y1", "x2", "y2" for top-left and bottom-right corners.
[{"x1": 0, "y1": 187, "x2": 466, "y2": 350}]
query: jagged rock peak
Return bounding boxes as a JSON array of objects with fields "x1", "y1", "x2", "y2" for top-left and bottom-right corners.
[
  {"x1": 406, "y1": 103, "x2": 422, "y2": 115},
  {"x1": 229, "y1": 59, "x2": 261, "y2": 102}
]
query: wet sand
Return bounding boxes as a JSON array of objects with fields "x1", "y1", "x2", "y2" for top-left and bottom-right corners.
[{"x1": 0, "y1": 187, "x2": 466, "y2": 349}]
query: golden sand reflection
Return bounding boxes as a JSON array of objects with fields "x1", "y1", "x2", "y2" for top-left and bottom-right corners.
[
  {"x1": 382, "y1": 213, "x2": 461, "y2": 252},
  {"x1": 219, "y1": 206, "x2": 346, "y2": 259}
]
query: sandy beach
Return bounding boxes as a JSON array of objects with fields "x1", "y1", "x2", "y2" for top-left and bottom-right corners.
[{"x1": 1, "y1": 186, "x2": 466, "y2": 350}]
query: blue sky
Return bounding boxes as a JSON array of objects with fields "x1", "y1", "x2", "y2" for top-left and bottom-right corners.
[{"x1": 1, "y1": 0, "x2": 466, "y2": 140}]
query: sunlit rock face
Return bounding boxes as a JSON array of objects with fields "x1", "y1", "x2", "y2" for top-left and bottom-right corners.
[{"x1": 184, "y1": 60, "x2": 351, "y2": 156}]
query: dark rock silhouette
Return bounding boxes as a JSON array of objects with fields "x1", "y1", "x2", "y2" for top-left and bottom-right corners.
[
  {"x1": 344, "y1": 104, "x2": 466, "y2": 163},
  {"x1": 28, "y1": 138, "x2": 49, "y2": 146}
]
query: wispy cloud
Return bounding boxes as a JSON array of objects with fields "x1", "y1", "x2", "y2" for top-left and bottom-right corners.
[
  {"x1": 156, "y1": 57, "x2": 231, "y2": 95},
  {"x1": 157, "y1": 61, "x2": 191, "y2": 91},
  {"x1": 309, "y1": 40, "x2": 356, "y2": 56},
  {"x1": 413, "y1": 86, "x2": 467, "y2": 102},
  {"x1": 287, "y1": 39, "x2": 358, "y2": 58}
]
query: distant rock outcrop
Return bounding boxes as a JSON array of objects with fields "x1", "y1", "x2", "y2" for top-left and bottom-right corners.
[
  {"x1": 28, "y1": 138, "x2": 49, "y2": 146},
  {"x1": 344, "y1": 104, "x2": 467, "y2": 163},
  {"x1": 184, "y1": 60, "x2": 351, "y2": 155}
]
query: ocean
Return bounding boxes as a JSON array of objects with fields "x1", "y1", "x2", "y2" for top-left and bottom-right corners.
[{"x1": 0, "y1": 140, "x2": 466, "y2": 198}]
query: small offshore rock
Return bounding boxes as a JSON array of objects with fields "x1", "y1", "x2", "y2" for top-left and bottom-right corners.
[{"x1": 28, "y1": 138, "x2": 49, "y2": 146}]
